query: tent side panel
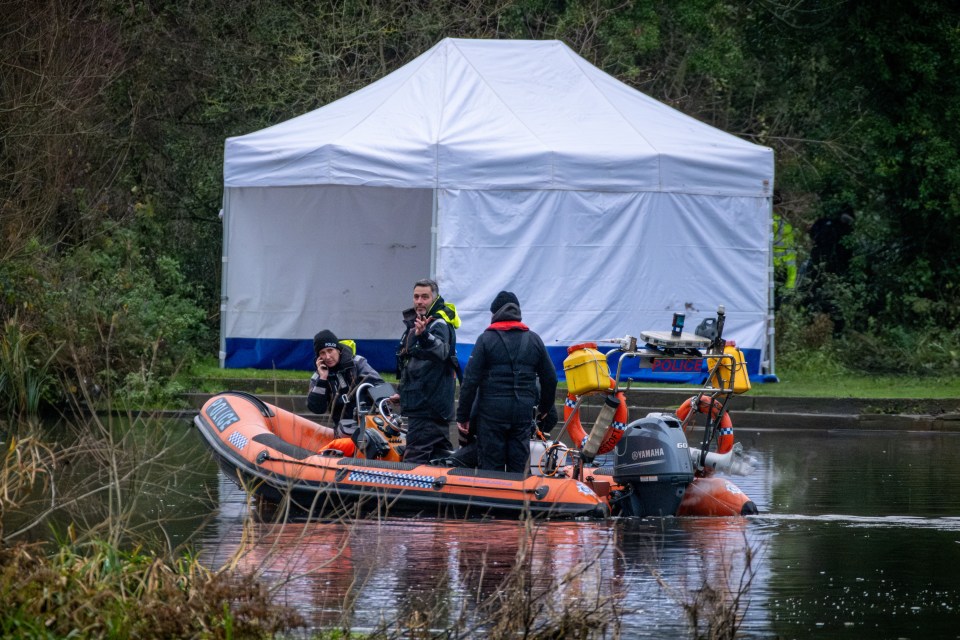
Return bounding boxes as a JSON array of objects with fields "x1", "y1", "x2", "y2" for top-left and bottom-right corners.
[
  {"x1": 436, "y1": 189, "x2": 770, "y2": 378},
  {"x1": 222, "y1": 185, "x2": 433, "y2": 369}
]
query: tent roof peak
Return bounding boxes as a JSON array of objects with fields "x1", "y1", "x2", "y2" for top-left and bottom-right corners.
[{"x1": 224, "y1": 38, "x2": 772, "y2": 194}]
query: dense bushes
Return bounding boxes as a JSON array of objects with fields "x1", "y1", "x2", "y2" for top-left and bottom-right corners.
[
  {"x1": 2, "y1": 0, "x2": 959, "y2": 416},
  {"x1": 45, "y1": 217, "x2": 208, "y2": 401},
  {"x1": 0, "y1": 219, "x2": 207, "y2": 419}
]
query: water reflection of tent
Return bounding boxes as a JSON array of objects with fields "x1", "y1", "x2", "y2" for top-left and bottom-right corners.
[{"x1": 221, "y1": 38, "x2": 775, "y2": 380}]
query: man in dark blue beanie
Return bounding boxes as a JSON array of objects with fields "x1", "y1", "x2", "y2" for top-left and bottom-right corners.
[{"x1": 455, "y1": 291, "x2": 557, "y2": 473}]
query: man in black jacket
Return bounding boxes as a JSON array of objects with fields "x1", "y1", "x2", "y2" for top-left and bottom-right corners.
[
  {"x1": 396, "y1": 279, "x2": 460, "y2": 464},
  {"x1": 455, "y1": 291, "x2": 557, "y2": 473},
  {"x1": 307, "y1": 329, "x2": 383, "y2": 426}
]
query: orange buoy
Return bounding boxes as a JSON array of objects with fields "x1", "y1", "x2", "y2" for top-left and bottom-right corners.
[
  {"x1": 564, "y1": 385, "x2": 629, "y2": 455},
  {"x1": 675, "y1": 396, "x2": 734, "y2": 454}
]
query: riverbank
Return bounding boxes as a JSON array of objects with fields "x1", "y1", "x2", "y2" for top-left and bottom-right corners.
[{"x1": 172, "y1": 380, "x2": 960, "y2": 433}]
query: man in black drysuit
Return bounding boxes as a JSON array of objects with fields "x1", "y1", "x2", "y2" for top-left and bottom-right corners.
[
  {"x1": 455, "y1": 291, "x2": 558, "y2": 473},
  {"x1": 396, "y1": 278, "x2": 460, "y2": 464},
  {"x1": 307, "y1": 329, "x2": 383, "y2": 426}
]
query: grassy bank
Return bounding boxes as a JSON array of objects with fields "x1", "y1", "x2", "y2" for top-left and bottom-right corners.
[{"x1": 183, "y1": 358, "x2": 960, "y2": 400}]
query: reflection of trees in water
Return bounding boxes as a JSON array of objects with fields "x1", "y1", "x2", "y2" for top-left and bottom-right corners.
[
  {"x1": 199, "y1": 491, "x2": 627, "y2": 633},
  {"x1": 454, "y1": 521, "x2": 529, "y2": 603},
  {"x1": 203, "y1": 518, "x2": 357, "y2": 627},
  {"x1": 445, "y1": 520, "x2": 624, "y2": 637}
]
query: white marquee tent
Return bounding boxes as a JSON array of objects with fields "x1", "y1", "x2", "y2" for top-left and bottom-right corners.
[{"x1": 221, "y1": 38, "x2": 775, "y2": 380}]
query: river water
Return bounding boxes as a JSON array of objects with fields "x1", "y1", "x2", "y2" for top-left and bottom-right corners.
[{"x1": 187, "y1": 427, "x2": 960, "y2": 639}]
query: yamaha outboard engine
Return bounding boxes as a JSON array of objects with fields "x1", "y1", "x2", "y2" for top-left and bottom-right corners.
[{"x1": 612, "y1": 413, "x2": 694, "y2": 517}]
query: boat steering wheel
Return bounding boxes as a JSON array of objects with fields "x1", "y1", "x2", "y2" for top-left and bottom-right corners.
[{"x1": 377, "y1": 397, "x2": 406, "y2": 434}]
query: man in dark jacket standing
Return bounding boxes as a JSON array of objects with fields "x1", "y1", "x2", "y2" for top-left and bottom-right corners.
[
  {"x1": 455, "y1": 291, "x2": 557, "y2": 473},
  {"x1": 397, "y1": 278, "x2": 460, "y2": 464},
  {"x1": 307, "y1": 329, "x2": 384, "y2": 426}
]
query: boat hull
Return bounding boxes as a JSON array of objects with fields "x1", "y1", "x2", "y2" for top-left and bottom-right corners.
[
  {"x1": 677, "y1": 475, "x2": 758, "y2": 517},
  {"x1": 195, "y1": 392, "x2": 609, "y2": 519},
  {"x1": 194, "y1": 391, "x2": 756, "y2": 519}
]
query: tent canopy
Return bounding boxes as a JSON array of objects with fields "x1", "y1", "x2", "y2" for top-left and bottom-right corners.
[
  {"x1": 221, "y1": 38, "x2": 775, "y2": 379},
  {"x1": 226, "y1": 38, "x2": 770, "y2": 195}
]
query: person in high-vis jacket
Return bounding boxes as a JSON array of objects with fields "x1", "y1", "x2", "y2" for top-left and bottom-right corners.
[
  {"x1": 396, "y1": 278, "x2": 461, "y2": 464},
  {"x1": 773, "y1": 213, "x2": 798, "y2": 290},
  {"x1": 307, "y1": 329, "x2": 383, "y2": 426},
  {"x1": 455, "y1": 291, "x2": 557, "y2": 474}
]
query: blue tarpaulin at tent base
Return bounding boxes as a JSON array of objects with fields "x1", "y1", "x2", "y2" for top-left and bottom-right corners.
[{"x1": 225, "y1": 337, "x2": 775, "y2": 384}]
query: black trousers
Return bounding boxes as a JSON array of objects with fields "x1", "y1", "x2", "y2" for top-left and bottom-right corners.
[
  {"x1": 403, "y1": 416, "x2": 453, "y2": 464},
  {"x1": 477, "y1": 419, "x2": 531, "y2": 473}
]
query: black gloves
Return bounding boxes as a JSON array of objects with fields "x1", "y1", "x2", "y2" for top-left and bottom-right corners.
[{"x1": 537, "y1": 404, "x2": 559, "y2": 435}]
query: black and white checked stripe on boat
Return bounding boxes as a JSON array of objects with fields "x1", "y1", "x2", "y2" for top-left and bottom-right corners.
[
  {"x1": 228, "y1": 431, "x2": 248, "y2": 450},
  {"x1": 347, "y1": 469, "x2": 435, "y2": 489}
]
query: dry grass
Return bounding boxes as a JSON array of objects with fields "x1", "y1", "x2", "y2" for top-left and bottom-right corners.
[
  {"x1": 655, "y1": 530, "x2": 760, "y2": 640},
  {"x1": 0, "y1": 419, "x2": 304, "y2": 639}
]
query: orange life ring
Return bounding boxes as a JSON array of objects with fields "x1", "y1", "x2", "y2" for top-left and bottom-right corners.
[
  {"x1": 675, "y1": 396, "x2": 734, "y2": 454},
  {"x1": 564, "y1": 386, "x2": 629, "y2": 455}
]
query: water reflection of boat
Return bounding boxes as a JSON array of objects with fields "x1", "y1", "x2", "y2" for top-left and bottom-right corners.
[
  {"x1": 194, "y1": 310, "x2": 759, "y2": 519},
  {"x1": 201, "y1": 515, "x2": 623, "y2": 630}
]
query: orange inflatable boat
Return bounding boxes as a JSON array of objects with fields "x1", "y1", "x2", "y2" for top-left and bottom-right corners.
[
  {"x1": 194, "y1": 386, "x2": 757, "y2": 519},
  {"x1": 195, "y1": 308, "x2": 760, "y2": 519},
  {"x1": 194, "y1": 388, "x2": 611, "y2": 518}
]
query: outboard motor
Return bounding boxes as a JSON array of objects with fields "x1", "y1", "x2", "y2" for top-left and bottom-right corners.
[{"x1": 612, "y1": 413, "x2": 694, "y2": 517}]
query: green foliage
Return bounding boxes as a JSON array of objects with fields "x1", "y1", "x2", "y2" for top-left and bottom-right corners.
[
  {"x1": 0, "y1": 540, "x2": 304, "y2": 639},
  {"x1": 119, "y1": 371, "x2": 188, "y2": 409},
  {"x1": 841, "y1": 325, "x2": 960, "y2": 376},
  {"x1": 758, "y1": 2, "x2": 960, "y2": 329},
  {"x1": 775, "y1": 293, "x2": 960, "y2": 381},
  {"x1": 773, "y1": 304, "x2": 849, "y2": 380},
  {"x1": 0, "y1": 315, "x2": 60, "y2": 428},
  {"x1": 38, "y1": 218, "x2": 209, "y2": 403}
]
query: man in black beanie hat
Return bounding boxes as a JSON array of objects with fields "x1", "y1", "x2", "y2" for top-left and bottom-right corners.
[
  {"x1": 307, "y1": 329, "x2": 383, "y2": 425},
  {"x1": 488, "y1": 290, "x2": 519, "y2": 314},
  {"x1": 455, "y1": 291, "x2": 557, "y2": 473}
]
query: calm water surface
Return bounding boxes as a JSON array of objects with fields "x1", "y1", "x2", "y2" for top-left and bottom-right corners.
[{"x1": 193, "y1": 429, "x2": 960, "y2": 639}]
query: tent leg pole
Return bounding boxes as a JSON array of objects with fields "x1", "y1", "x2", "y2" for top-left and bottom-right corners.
[
  {"x1": 219, "y1": 191, "x2": 230, "y2": 369},
  {"x1": 429, "y1": 188, "x2": 438, "y2": 279}
]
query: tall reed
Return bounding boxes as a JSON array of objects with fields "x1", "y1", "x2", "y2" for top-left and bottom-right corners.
[
  {"x1": 0, "y1": 410, "x2": 305, "y2": 639},
  {"x1": 0, "y1": 314, "x2": 60, "y2": 431}
]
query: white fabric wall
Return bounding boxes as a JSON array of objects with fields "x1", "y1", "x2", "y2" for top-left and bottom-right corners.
[
  {"x1": 220, "y1": 39, "x2": 776, "y2": 371},
  {"x1": 223, "y1": 185, "x2": 433, "y2": 343},
  {"x1": 437, "y1": 189, "x2": 769, "y2": 352}
]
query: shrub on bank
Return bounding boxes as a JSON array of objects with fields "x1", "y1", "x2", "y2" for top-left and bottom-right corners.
[
  {"x1": 0, "y1": 541, "x2": 304, "y2": 639},
  {"x1": 0, "y1": 219, "x2": 210, "y2": 420},
  {"x1": 774, "y1": 298, "x2": 960, "y2": 377}
]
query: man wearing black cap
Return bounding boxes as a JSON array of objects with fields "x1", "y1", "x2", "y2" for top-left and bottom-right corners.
[
  {"x1": 455, "y1": 291, "x2": 557, "y2": 473},
  {"x1": 307, "y1": 329, "x2": 383, "y2": 425}
]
